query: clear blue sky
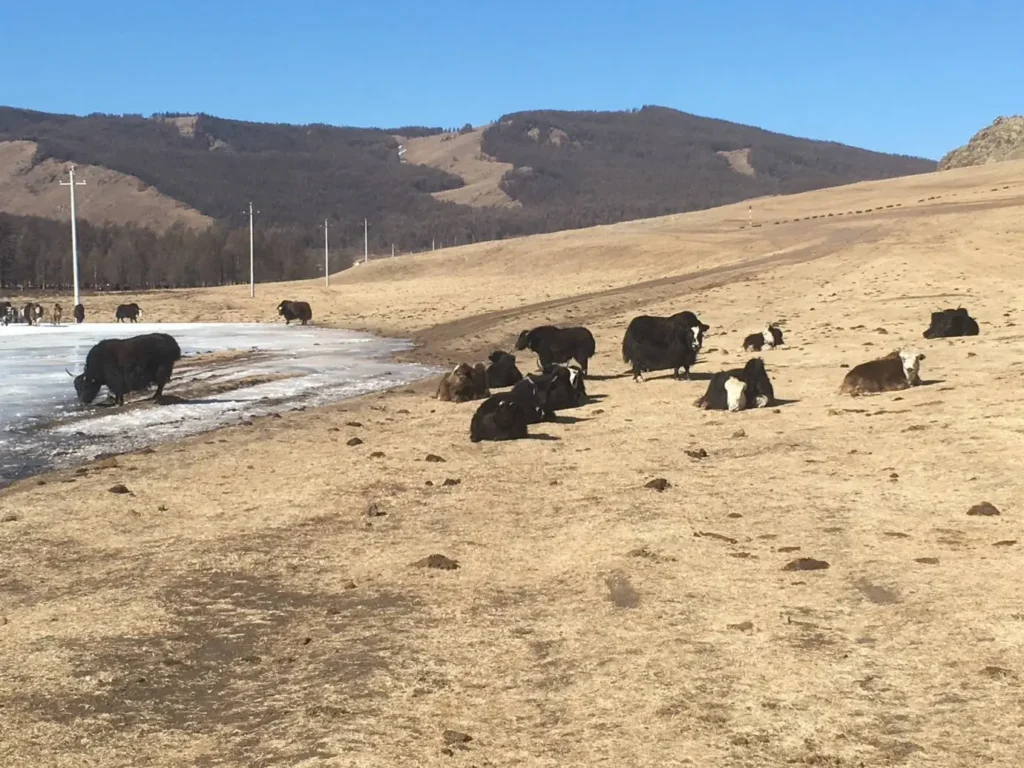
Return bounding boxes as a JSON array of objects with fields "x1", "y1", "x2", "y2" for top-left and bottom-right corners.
[{"x1": 3, "y1": 0, "x2": 1021, "y2": 160}]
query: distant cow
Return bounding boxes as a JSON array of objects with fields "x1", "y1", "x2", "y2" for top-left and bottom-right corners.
[
  {"x1": 514, "y1": 325, "x2": 596, "y2": 374},
  {"x1": 0, "y1": 301, "x2": 12, "y2": 326},
  {"x1": 73, "y1": 303, "x2": 85, "y2": 324},
  {"x1": 839, "y1": 349, "x2": 925, "y2": 396},
  {"x1": 622, "y1": 310, "x2": 710, "y2": 381},
  {"x1": 485, "y1": 350, "x2": 524, "y2": 388},
  {"x1": 923, "y1": 307, "x2": 979, "y2": 339},
  {"x1": 435, "y1": 362, "x2": 490, "y2": 403},
  {"x1": 743, "y1": 324, "x2": 785, "y2": 352},
  {"x1": 23, "y1": 302, "x2": 44, "y2": 326},
  {"x1": 277, "y1": 300, "x2": 313, "y2": 326},
  {"x1": 469, "y1": 396, "x2": 529, "y2": 443},
  {"x1": 51, "y1": 303, "x2": 63, "y2": 325},
  {"x1": 527, "y1": 363, "x2": 587, "y2": 411},
  {"x1": 70, "y1": 332, "x2": 182, "y2": 406},
  {"x1": 115, "y1": 302, "x2": 142, "y2": 323},
  {"x1": 696, "y1": 358, "x2": 776, "y2": 412}
]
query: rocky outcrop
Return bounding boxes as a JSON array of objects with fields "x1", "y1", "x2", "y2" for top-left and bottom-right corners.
[{"x1": 939, "y1": 116, "x2": 1024, "y2": 170}]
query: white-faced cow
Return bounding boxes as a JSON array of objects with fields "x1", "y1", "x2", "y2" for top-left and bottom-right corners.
[
  {"x1": 277, "y1": 300, "x2": 313, "y2": 326},
  {"x1": 0, "y1": 301, "x2": 12, "y2": 325},
  {"x1": 839, "y1": 349, "x2": 925, "y2": 396},
  {"x1": 436, "y1": 362, "x2": 490, "y2": 403},
  {"x1": 485, "y1": 350, "x2": 524, "y2": 388},
  {"x1": 923, "y1": 307, "x2": 979, "y2": 339},
  {"x1": 527, "y1": 363, "x2": 587, "y2": 411},
  {"x1": 696, "y1": 357, "x2": 776, "y2": 412},
  {"x1": 622, "y1": 310, "x2": 710, "y2": 381},
  {"x1": 743, "y1": 324, "x2": 785, "y2": 352},
  {"x1": 514, "y1": 325, "x2": 596, "y2": 375}
]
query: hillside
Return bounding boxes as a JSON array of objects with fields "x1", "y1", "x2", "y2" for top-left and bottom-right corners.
[
  {"x1": 4, "y1": 160, "x2": 1024, "y2": 767},
  {"x1": 939, "y1": 115, "x2": 1024, "y2": 170},
  {"x1": 0, "y1": 104, "x2": 935, "y2": 289}
]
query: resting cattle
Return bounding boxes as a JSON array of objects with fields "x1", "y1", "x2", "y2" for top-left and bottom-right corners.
[
  {"x1": 923, "y1": 307, "x2": 979, "y2": 339},
  {"x1": 70, "y1": 332, "x2": 182, "y2": 406},
  {"x1": 622, "y1": 310, "x2": 710, "y2": 381},
  {"x1": 527, "y1": 364, "x2": 587, "y2": 411},
  {"x1": 51, "y1": 303, "x2": 63, "y2": 325},
  {"x1": 277, "y1": 300, "x2": 313, "y2": 326},
  {"x1": 435, "y1": 362, "x2": 490, "y2": 403},
  {"x1": 514, "y1": 325, "x2": 596, "y2": 374},
  {"x1": 485, "y1": 350, "x2": 524, "y2": 388},
  {"x1": 696, "y1": 358, "x2": 776, "y2": 412},
  {"x1": 0, "y1": 301, "x2": 12, "y2": 325},
  {"x1": 115, "y1": 302, "x2": 142, "y2": 323},
  {"x1": 23, "y1": 302, "x2": 44, "y2": 326},
  {"x1": 73, "y1": 303, "x2": 85, "y2": 324},
  {"x1": 469, "y1": 396, "x2": 529, "y2": 443},
  {"x1": 743, "y1": 324, "x2": 784, "y2": 352},
  {"x1": 839, "y1": 349, "x2": 925, "y2": 396},
  {"x1": 476, "y1": 378, "x2": 554, "y2": 425}
]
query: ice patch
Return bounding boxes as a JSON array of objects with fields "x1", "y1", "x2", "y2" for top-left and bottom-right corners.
[{"x1": 0, "y1": 322, "x2": 439, "y2": 485}]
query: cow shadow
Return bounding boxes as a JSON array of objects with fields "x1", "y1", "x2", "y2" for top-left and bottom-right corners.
[
  {"x1": 583, "y1": 394, "x2": 609, "y2": 402},
  {"x1": 585, "y1": 373, "x2": 632, "y2": 382},
  {"x1": 523, "y1": 433, "x2": 561, "y2": 441},
  {"x1": 918, "y1": 379, "x2": 945, "y2": 387},
  {"x1": 552, "y1": 414, "x2": 589, "y2": 425},
  {"x1": 771, "y1": 398, "x2": 801, "y2": 408},
  {"x1": 630, "y1": 371, "x2": 715, "y2": 382}
]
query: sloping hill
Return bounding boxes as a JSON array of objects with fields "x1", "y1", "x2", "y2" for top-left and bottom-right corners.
[
  {"x1": 939, "y1": 115, "x2": 1024, "y2": 170},
  {"x1": 481, "y1": 106, "x2": 936, "y2": 221},
  {"x1": 0, "y1": 104, "x2": 936, "y2": 289},
  {"x1": 0, "y1": 140, "x2": 212, "y2": 231},
  {"x1": 398, "y1": 127, "x2": 519, "y2": 208}
]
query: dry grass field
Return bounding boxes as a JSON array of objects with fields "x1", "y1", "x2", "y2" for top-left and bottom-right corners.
[{"x1": 2, "y1": 160, "x2": 1024, "y2": 767}]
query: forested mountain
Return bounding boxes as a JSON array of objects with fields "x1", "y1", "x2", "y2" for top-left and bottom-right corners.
[{"x1": 0, "y1": 105, "x2": 936, "y2": 290}]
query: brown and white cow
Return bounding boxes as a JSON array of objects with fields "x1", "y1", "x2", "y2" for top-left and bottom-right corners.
[{"x1": 838, "y1": 349, "x2": 925, "y2": 395}]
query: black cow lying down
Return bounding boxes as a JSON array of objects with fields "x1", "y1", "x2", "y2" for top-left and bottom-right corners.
[
  {"x1": 485, "y1": 350, "x2": 524, "y2": 388},
  {"x1": 474, "y1": 377, "x2": 554, "y2": 427},
  {"x1": 515, "y1": 325, "x2": 596, "y2": 374},
  {"x1": 70, "y1": 332, "x2": 182, "y2": 406},
  {"x1": 527, "y1": 363, "x2": 587, "y2": 411},
  {"x1": 695, "y1": 358, "x2": 775, "y2": 412},
  {"x1": 743, "y1": 324, "x2": 785, "y2": 352},
  {"x1": 622, "y1": 310, "x2": 710, "y2": 381},
  {"x1": 923, "y1": 307, "x2": 979, "y2": 339},
  {"x1": 470, "y1": 396, "x2": 530, "y2": 442}
]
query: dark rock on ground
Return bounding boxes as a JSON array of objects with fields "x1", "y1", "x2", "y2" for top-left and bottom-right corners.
[{"x1": 413, "y1": 554, "x2": 460, "y2": 570}]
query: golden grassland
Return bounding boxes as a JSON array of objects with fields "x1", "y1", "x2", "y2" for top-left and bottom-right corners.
[{"x1": 2, "y1": 160, "x2": 1024, "y2": 767}]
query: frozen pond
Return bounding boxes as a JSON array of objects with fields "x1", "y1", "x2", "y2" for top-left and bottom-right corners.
[{"x1": 0, "y1": 322, "x2": 438, "y2": 486}]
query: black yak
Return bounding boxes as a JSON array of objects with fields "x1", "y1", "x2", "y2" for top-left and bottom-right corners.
[
  {"x1": 70, "y1": 333, "x2": 182, "y2": 406},
  {"x1": 277, "y1": 300, "x2": 313, "y2": 326},
  {"x1": 622, "y1": 310, "x2": 710, "y2": 381},
  {"x1": 514, "y1": 325, "x2": 596, "y2": 374}
]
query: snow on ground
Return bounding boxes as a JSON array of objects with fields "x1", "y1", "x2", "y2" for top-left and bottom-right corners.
[{"x1": 0, "y1": 322, "x2": 439, "y2": 486}]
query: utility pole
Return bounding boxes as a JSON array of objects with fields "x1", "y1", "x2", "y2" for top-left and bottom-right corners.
[
  {"x1": 323, "y1": 218, "x2": 330, "y2": 286},
  {"x1": 59, "y1": 165, "x2": 87, "y2": 307},
  {"x1": 248, "y1": 201, "x2": 256, "y2": 298},
  {"x1": 391, "y1": 243, "x2": 394, "y2": 258},
  {"x1": 363, "y1": 218, "x2": 369, "y2": 264}
]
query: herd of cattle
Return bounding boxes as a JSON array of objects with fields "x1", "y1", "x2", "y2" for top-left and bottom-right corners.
[
  {"x1": 0, "y1": 292, "x2": 981, "y2": 441},
  {"x1": 435, "y1": 306, "x2": 981, "y2": 442}
]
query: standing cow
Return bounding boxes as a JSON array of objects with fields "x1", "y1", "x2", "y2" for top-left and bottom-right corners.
[
  {"x1": 0, "y1": 301, "x2": 12, "y2": 326},
  {"x1": 277, "y1": 300, "x2": 313, "y2": 326},
  {"x1": 622, "y1": 310, "x2": 710, "y2": 381},
  {"x1": 73, "y1": 303, "x2": 85, "y2": 324},
  {"x1": 514, "y1": 325, "x2": 596, "y2": 375},
  {"x1": 115, "y1": 303, "x2": 142, "y2": 323},
  {"x1": 69, "y1": 332, "x2": 182, "y2": 406}
]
